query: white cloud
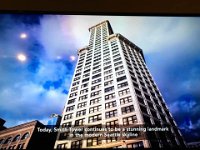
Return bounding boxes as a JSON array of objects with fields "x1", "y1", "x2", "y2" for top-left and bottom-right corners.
[
  {"x1": 37, "y1": 15, "x2": 79, "y2": 59},
  {"x1": 36, "y1": 60, "x2": 68, "y2": 82},
  {"x1": 0, "y1": 81, "x2": 66, "y2": 127}
]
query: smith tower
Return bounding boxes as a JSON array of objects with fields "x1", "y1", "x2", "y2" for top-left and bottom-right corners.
[{"x1": 54, "y1": 20, "x2": 186, "y2": 148}]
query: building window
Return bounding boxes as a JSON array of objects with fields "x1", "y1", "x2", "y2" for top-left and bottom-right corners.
[
  {"x1": 104, "y1": 69, "x2": 112, "y2": 75},
  {"x1": 64, "y1": 113, "x2": 73, "y2": 120},
  {"x1": 82, "y1": 78, "x2": 89, "y2": 83},
  {"x1": 135, "y1": 89, "x2": 142, "y2": 96},
  {"x1": 76, "y1": 68, "x2": 82, "y2": 73},
  {"x1": 75, "y1": 118, "x2": 85, "y2": 126},
  {"x1": 62, "y1": 122, "x2": 72, "y2": 127},
  {"x1": 103, "y1": 57, "x2": 111, "y2": 62},
  {"x1": 59, "y1": 132, "x2": 69, "y2": 140},
  {"x1": 126, "y1": 141, "x2": 144, "y2": 148},
  {"x1": 105, "y1": 86, "x2": 114, "y2": 93},
  {"x1": 105, "y1": 93, "x2": 115, "y2": 100},
  {"x1": 117, "y1": 81, "x2": 128, "y2": 89},
  {"x1": 12, "y1": 135, "x2": 20, "y2": 142},
  {"x1": 114, "y1": 57, "x2": 121, "y2": 62},
  {"x1": 71, "y1": 86, "x2": 78, "y2": 92},
  {"x1": 90, "y1": 97, "x2": 101, "y2": 105},
  {"x1": 66, "y1": 105, "x2": 75, "y2": 112},
  {"x1": 77, "y1": 102, "x2": 87, "y2": 108},
  {"x1": 117, "y1": 75, "x2": 127, "y2": 82},
  {"x1": 92, "y1": 78, "x2": 101, "y2": 84},
  {"x1": 104, "y1": 80, "x2": 113, "y2": 86},
  {"x1": 84, "y1": 69, "x2": 91, "y2": 73},
  {"x1": 71, "y1": 140, "x2": 82, "y2": 148},
  {"x1": 83, "y1": 73, "x2": 90, "y2": 78},
  {"x1": 74, "y1": 76, "x2": 81, "y2": 81},
  {"x1": 123, "y1": 115, "x2": 137, "y2": 125},
  {"x1": 21, "y1": 132, "x2": 30, "y2": 140},
  {"x1": 69, "y1": 92, "x2": 77, "y2": 98},
  {"x1": 4, "y1": 137, "x2": 12, "y2": 144},
  {"x1": 121, "y1": 105, "x2": 134, "y2": 114},
  {"x1": 92, "y1": 73, "x2": 101, "y2": 79},
  {"x1": 118, "y1": 88, "x2": 130, "y2": 96},
  {"x1": 87, "y1": 138, "x2": 102, "y2": 147},
  {"x1": 104, "y1": 74, "x2": 113, "y2": 80},
  {"x1": 120, "y1": 96, "x2": 133, "y2": 105},
  {"x1": 89, "y1": 105, "x2": 102, "y2": 113},
  {"x1": 105, "y1": 109, "x2": 118, "y2": 119},
  {"x1": 113, "y1": 54, "x2": 120, "y2": 58},
  {"x1": 116, "y1": 70, "x2": 125, "y2": 76},
  {"x1": 91, "y1": 84, "x2": 101, "y2": 91},
  {"x1": 92, "y1": 69, "x2": 101, "y2": 74},
  {"x1": 103, "y1": 61, "x2": 111, "y2": 66},
  {"x1": 106, "y1": 120, "x2": 118, "y2": 128},
  {"x1": 104, "y1": 65, "x2": 112, "y2": 70},
  {"x1": 68, "y1": 98, "x2": 75, "y2": 104},
  {"x1": 114, "y1": 61, "x2": 123, "y2": 66},
  {"x1": 75, "y1": 72, "x2": 81, "y2": 77},
  {"x1": 105, "y1": 101, "x2": 117, "y2": 109},
  {"x1": 106, "y1": 136, "x2": 118, "y2": 143},
  {"x1": 81, "y1": 83, "x2": 88, "y2": 88},
  {"x1": 76, "y1": 109, "x2": 86, "y2": 117},
  {"x1": 80, "y1": 89, "x2": 88, "y2": 94},
  {"x1": 79, "y1": 95, "x2": 88, "y2": 101},
  {"x1": 91, "y1": 90, "x2": 101, "y2": 97},
  {"x1": 88, "y1": 114, "x2": 102, "y2": 123},
  {"x1": 84, "y1": 65, "x2": 91, "y2": 70},
  {"x1": 115, "y1": 65, "x2": 123, "y2": 71}
]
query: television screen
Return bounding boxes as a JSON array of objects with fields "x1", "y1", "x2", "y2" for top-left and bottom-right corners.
[{"x1": 0, "y1": 14, "x2": 199, "y2": 148}]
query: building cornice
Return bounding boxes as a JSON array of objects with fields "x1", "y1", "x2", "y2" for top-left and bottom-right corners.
[
  {"x1": 89, "y1": 20, "x2": 109, "y2": 32},
  {"x1": 108, "y1": 33, "x2": 145, "y2": 62},
  {"x1": 0, "y1": 120, "x2": 38, "y2": 134}
]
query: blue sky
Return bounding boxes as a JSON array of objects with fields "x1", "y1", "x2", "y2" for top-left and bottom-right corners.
[{"x1": 0, "y1": 15, "x2": 199, "y2": 142}]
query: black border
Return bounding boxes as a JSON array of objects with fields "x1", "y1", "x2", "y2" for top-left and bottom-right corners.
[{"x1": 0, "y1": 0, "x2": 200, "y2": 15}]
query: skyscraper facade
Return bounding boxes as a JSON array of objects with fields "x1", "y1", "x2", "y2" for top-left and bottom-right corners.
[{"x1": 54, "y1": 20, "x2": 186, "y2": 148}]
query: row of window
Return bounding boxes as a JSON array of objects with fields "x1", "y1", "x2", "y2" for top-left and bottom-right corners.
[
  {"x1": 62, "y1": 139, "x2": 143, "y2": 148},
  {"x1": 69, "y1": 86, "x2": 131, "y2": 104},
  {"x1": 64, "y1": 105, "x2": 135, "y2": 121},
  {"x1": 62, "y1": 114, "x2": 137, "y2": 129},
  {"x1": 0, "y1": 132, "x2": 29, "y2": 145}
]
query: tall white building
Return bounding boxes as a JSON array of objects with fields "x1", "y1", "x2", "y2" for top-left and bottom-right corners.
[{"x1": 54, "y1": 20, "x2": 186, "y2": 149}]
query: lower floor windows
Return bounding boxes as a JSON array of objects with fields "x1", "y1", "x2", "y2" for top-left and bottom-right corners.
[
  {"x1": 71, "y1": 140, "x2": 82, "y2": 148},
  {"x1": 89, "y1": 114, "x2": 102, "y2": 123},
  {"x1": 106, "y1": 120, "x2": 118, "y2": 128},
  {"x1": 118, "y1": 88, "x2": 130, "y2": 96},
  {"x1": 76, "y1": 109, "x2": 86, "y2": 117},
  {"x1": 106, "y1": 136, "x2": 118, "y2": 143},
  {"x1": 123, "y1": 115, "x2": 137, "y2": 125},
  {"x1": 120, "y1": 96, "x2": 132, "y2": 105},
  {"x1": 126, "y1": 141, "x2": 144, "y2": 148},
  {"x1": 121, "y1": 105, "x2": 135, "y2": 114},
  {"x1": 75, "y1": 118, "x2": 85, "y2": 126},
  {"x1": 87, "y1": 138, "x2": 102, "y2": 147},
  {"x1": 64, "y1": 113, "x2": 73, "y2": 120},
  {"x1": 105, "y1": 109, "x2": 118, "y2": 119},
  {"x1": 105, "y1": 101, "x2": 117, "y2": 109}
]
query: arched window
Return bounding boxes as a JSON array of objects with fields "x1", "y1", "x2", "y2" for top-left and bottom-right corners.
[
  {"x1": 21, "y1": 132, "x2": 30, "y2": 140},
  {"x1": 4, "y1": 137, "x2": 12, "y2": 144},
  {"x1": 12, "y1": 135, "x2": 20, "y2": 142}
]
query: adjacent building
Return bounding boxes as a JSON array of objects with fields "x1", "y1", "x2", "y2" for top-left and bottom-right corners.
[
  {"x1": 54, "y1": 20, "x2": 186, "y2": 148},
  {"x1": 0, "y1": 120, "x2": 56, "y2": 149}
]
